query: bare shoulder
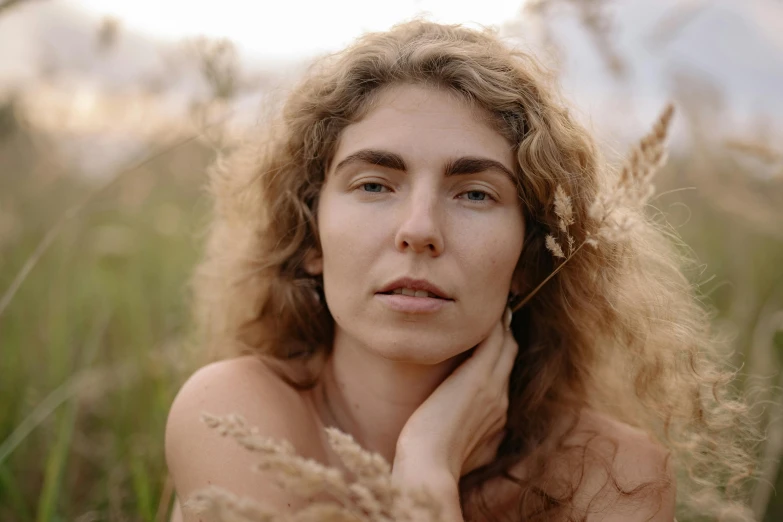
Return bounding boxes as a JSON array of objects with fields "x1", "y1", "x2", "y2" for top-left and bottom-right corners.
[
  {"x1": 471, "y1": 409, "x2": 675, "y2": 521},
  {"x1": 574, "y1": 409, "x2": 673, "y2": 479},
  {"x1": 165, "y1": 355, "x2": 323, "y2": 520},
  {"x1": 167, "y1": 355, "x2": 311, "y2": 428},
  {"x1": 558, "y1": 409, "x2": 677, "y2": 521}
]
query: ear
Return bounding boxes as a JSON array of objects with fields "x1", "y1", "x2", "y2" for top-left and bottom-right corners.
[
  {"x1": 507, "y1": 278, "x2": 527, "y2": 309},
  {"x1": 508, "y1": 271, "x2": 524, "y2": 297},
  {"x1": 303, "y1": 249, "x2": 323, "y2": 276}
]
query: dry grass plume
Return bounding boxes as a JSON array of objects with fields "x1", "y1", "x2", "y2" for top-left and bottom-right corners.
[{"x1": 187, "y1": 413, "x2": 443, "y2": 522}]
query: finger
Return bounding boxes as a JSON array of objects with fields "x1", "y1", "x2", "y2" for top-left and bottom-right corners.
[
  {"x1": 448, "y1": 309, "x2": 507, "y2": 382},
  {"x1": 492, "y1": 329, "x2": 519, "y2": 383},
  {"x1": 468, "y1": 313, "x2": 507, "y2": 371},
  {"x1": 493, "y1": 344, "x2": 518, "y2": 387},
  {"x1": 490, "y1": 336, "x2": 519, "y2": 393},
  {"x1": 499, "y1": 307, "x2": 514, "y2": 370}
]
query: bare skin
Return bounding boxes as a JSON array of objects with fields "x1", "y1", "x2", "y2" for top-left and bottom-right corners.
[{"x1": 166, "y1": 85, "x2": 675, "y2": 521}]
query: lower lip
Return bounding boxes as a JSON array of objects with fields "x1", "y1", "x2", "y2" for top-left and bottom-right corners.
[{"x1": 375, "y1": 293, "x2": 452, "y2": 313}]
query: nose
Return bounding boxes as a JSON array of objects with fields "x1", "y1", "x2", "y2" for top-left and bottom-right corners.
[{"x1": 394, "y1": 187, "x2": 444, "y2": 256}]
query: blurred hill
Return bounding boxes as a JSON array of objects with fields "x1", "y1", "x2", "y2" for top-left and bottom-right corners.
[
  {"x1": 0, "y1": 1, "x2": 297, "y2": 95},
  {"x1": 0, "y1": 0, "x2": 781, "y2": 175},
  {"x1": 0, "y1": 1, "x2": 304, "y2": 177},
  {"x1": 507, "y1": 0, "x2": 783, "y2": 142}
]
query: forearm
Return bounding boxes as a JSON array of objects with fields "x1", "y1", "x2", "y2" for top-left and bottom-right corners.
[{"x1": 391, "y1": 465, "x2": 464, "y2": 522}]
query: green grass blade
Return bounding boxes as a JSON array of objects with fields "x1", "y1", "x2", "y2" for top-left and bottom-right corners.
[
  {"x1": 0, "y1": 463, "x2": 33, "y2": 521},
  {"x1": 130, "y1": 456, "x2": 154, "y2": 521},
  {"x1": 35, "y1": 403, "x2": 77, "y2": 522},
  {"x1": 0, "y1": 378, "x2": 79, "y2": 466}
]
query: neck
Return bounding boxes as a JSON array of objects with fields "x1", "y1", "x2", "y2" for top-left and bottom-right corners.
[{"x1": 309, "y1": 328, "x2": 465, "y2": 465}]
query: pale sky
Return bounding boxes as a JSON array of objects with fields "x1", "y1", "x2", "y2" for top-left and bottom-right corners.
[{"x1": 73, "y1": 0, "x2": 526, "y2": 60}]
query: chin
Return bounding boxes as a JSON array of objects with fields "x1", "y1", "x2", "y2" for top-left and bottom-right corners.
[{"x1": 362, "y1": 328, "x2": 472, "y2": 365}]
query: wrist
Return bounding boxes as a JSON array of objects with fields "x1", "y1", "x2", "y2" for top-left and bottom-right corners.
[
  {"x1": 394, "y1": 438, "x2": 458, "y2": 486},
  {"x1": 392, "y1": 465, "x2": 462, "y2": 521},
  {"x1": 391, "y1": 463, "x2": 458, "y2": 493}
]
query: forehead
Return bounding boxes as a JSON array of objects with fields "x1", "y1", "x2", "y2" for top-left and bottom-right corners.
[{"x1": 330, "y1": 84, "x2": 515, "y2": 171}]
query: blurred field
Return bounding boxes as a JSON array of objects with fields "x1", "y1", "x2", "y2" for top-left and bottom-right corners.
[
  {"x1": 2, "y1": 1, "x2": 783, "y2": 521},
  {"x1": 0, "y1": 104, "x2": 215, "y2": 521}
]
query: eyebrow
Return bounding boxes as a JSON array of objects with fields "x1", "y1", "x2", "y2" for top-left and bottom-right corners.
[{"x1": 333, "y1": 148, "x2": 517, "y2": 185}]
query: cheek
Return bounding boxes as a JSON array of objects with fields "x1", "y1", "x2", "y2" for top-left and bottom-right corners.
[
  {"x1": 459, "y1": 217, "x2": 524, "y2": 283},
  {"x1": 319, "y1": 207, "x2": 373, "y2": 271},
  {"x1": 317, "y1": 195, "x2": 385, "y2": 310}
]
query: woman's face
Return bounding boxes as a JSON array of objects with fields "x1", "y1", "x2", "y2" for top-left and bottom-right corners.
[{"x1": 312, "y1": 84, "x2": 525, "y2": 363}]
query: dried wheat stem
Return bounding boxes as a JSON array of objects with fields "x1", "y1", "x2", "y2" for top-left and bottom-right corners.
[
  {"x1": 186, "y1": 486, "x2": 279, "y2": 522},
  {"x1": 325, "y1": 427, "x2": 390, "y2": 481},
  {"x1": 511, "y1": 240, "x2": 587, "y2": 313},
  {"x1": 725, "y1": 139, "x2": 782, "y2": 165},
  {"x1": 195, "y1": 413, "x2": 451, "y2": 522},
  {"x1": 514, "y1": 104, "x2": 674, "y2": 314},
  {"x1": 201, "y1": 412, "x2": 295, "y2": 455}
]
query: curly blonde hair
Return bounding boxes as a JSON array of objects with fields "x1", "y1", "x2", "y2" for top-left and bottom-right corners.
[{"x1": 193, "y1": 20, "x2": 760, "y2": 521}]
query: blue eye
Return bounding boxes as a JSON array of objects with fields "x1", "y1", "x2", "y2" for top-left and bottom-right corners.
[
  {"x1": 465, "y1": 190, "x2": 488, "y2": 201},
  {"x1": 361, "y1": 183, "x2": 386, "y2": 193}
]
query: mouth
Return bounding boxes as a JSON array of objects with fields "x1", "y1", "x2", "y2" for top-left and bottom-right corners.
[
  {"x1": 375, "y1": 290, "x2": 452, "y2": 314},
  {"x1": 375, "y1": 277, "x2": 453, "y2": 313},
  {"x1": 377, "y1": 288, "x2": 449, "y2": 300},
  {"x1": 375, "y1": 277, "x2": 453, "y2": 300}
]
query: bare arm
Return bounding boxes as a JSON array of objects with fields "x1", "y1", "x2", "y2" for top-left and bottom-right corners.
[{"x1": 391, "y1": 465, "x2": 464, "y2": 521}]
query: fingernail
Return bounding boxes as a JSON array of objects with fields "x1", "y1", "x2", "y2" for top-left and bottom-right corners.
[{"x1": 504, "y1": 307, "x2": 512, "y2": 330}]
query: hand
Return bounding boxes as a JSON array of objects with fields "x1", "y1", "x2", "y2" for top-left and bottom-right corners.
[{"x1": 393, "y1": 307, "x2": 518, "y2": 484}]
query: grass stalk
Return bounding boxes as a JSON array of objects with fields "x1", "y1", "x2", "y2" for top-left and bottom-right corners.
[{"x1": 36, "y1": 402, "x2": 77, "y2": 522}]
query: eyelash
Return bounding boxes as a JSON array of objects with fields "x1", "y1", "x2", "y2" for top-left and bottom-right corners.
[{"x1": 356, "y1": 182, "x2": 497, "y2": 203}]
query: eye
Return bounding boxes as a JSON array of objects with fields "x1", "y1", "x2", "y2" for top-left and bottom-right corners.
[
  {"x1": 459, "y1": 189, "x2": 495, "y2": 203},
  {"x1": 360, "y1": 182, "x2": 388, "y2": 193}
]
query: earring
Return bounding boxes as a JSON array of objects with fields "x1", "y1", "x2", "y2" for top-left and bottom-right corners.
[
  {"x1": 313, "y1": 277, "x2": 325, "y2": 304},
  {"x1": 299, "y1": 276, "x2": 324, "y2": 305}
]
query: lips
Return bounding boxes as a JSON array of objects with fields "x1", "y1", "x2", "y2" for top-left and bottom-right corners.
[
  {"x1": 376, "y1": 277, "x2": 452, "y2": 300},
  {"x1": 375, "y1": 292, "x2": 450, "y2": 313}
]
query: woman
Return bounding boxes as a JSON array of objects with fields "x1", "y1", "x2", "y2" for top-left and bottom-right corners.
[{"x1": 166, "y1": 21, "x2": 758, "y2": 521}]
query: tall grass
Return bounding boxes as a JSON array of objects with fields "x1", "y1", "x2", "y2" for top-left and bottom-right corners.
[
  {"x1": 2, "y1": 2, "x2": 783, "y2": 520},
  {"x1": 2, "y1": 93, "x2": 783, "y2": 521},
  {"x1": 0, "y1": 117, "x2": 214, "y2": 520}
]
